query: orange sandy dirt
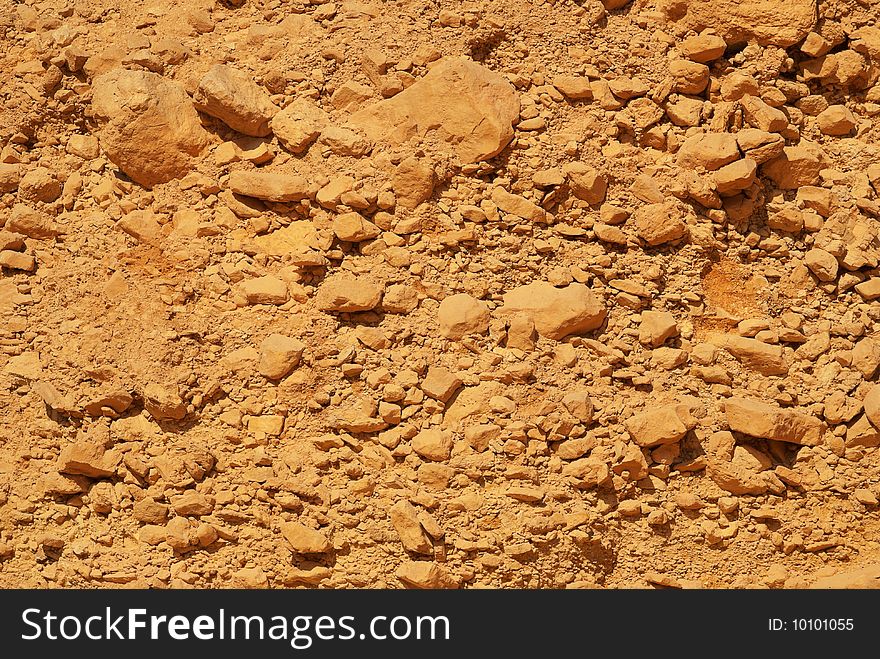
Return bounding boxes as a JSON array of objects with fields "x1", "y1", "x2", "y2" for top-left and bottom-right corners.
[{"x1": 1, "y1": 0, "x2": 880, "y2": 589}]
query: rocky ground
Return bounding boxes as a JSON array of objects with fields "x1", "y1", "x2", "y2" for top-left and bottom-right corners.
[{"x1": 1, "y1": 0, "x2": 880, "y2": 589}]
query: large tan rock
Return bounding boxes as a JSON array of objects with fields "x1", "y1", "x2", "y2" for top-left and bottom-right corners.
[
  {"x1": 143, "y1": 383, "x2": 187, "y2": 420},
  {"x1": 735, "y1": 129, "x2": 785, "y2": 164},
  {"x1": 491, "y1": 187, "x2": 547, "y2": 222},
  {"x1": 563, "y1": 162, "x2": 607, "y2": 204},
  {"x1": 420, "y1": 367, "x2": 463, "y2": 402},
  {"x1": 638, "y1": 311, "x2": 679, "y2": 347},
  {"x1": 680, "y1": 33, "x2": 728, "y2": 62},
  {"x1": 258, "y1": 334, "x2": 305, "y2": 380},
  {"x1": 241, "y1": 276, "x2": 288, "y2": 305},
  {"x1": 332, "y1": 211, "x2": 380, "y2": 242},
  {"x1": 810, "y1": 564, "x2": 880, "y2": 589},
  {"x1": 499, "y1": 282, "x2": 606, "y2": 340},
  {"x1": 816, "y1": 105, "x2": 857, "y2": 136},
  {"x1": 437, "y1": 293, "x2": 490, "y2": 340},
  {"x1": 315, "y1": 274, "x2": 383, "y2": 312},
  {"x1": 0, "y1": 163, "x2": 20, "y2": 193},
  {"x1": 270, "y1": 98, "x2": 328, "y2": 154},
  {"x1": 713, "y1": 158, "x2": 757, "y2": 196},
  {"x1": 724, "y1": 398, "x2": 824, "y2": 445},
  {"x1": 58, "y1": 441, "x2": 119, "y2": 478},
  {"x1": 6, "y1": 204, "x2": 63, "y2": 240},
  {"x1": 660, "y1": 0, "x2": 817, "y2": 47},
  {"x1": 705, "y1": 432, "x2": 784, "y2": 495},
  {"x1": 389, "y1": 500, "x2": 431, "y2": 554},
  {"x1": 91, "y1": 69, "x2": 211, "y2": 188},
  {"x1": 18, "y1": 167, "x2": 61, "y2": 203},
  {"x1": 676, "y1": 133, "x2": 740, "y2": 171},
  {"x1": 804, "y1": 248, "x2": 838, "y2": 281},
  {"x1": 721, "y1": 335, "x2": 788, "y2": 375},
  {"x1": 740, "y1": 95, "x2": 788, "y2": 132},
  {"x1": 846, "y1": 414, "x2": 880, "y2": 449},
  {"x1": 863, "y1": 386, "x2": 880, "y2": 428},
  {"x1": 669, "y1": 59, "x2": 710, "y2": 94},
  {"x1": 633, "y1": 201, "x2": 689, "y2": 246},
  {"x1": 561, "y1": 457, "x2": 612, "y2": 489},
  {"x1": 411, "y1": 428, "x2": 454, "y2": 461},
  {"x1": 347, "y1": 57, "x2": 519, "y2": 163},
  {"x1": 625, "y1": 405, "x2": 696, "y2": 447},
  {"x1": 762, "y1": 142, "x2": 827, "y2": 189},
  {"x1": 392, "y1": 157, "x2": 435, "y2": 208},
  {"x1": 193, "y1": 64, "x2": 279, "y2": 136},
  {"x1": 280, "y1": 522, "x2": 332, "y2": 554},
  {"x1": 853, "y1": 338, "x2": 880, "y2": 379}
]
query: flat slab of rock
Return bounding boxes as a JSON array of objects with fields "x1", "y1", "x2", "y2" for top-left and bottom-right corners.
[
  {"x1": 315, "y1": 274, "x2": 383, "y2": 312},
  {"x1": 58, "y1": 441, "x2": 119, "y2": 478},
  {"x1": 660, "y1": 0, "x2": 816, "y2": 47},
  {"x1": 228, "y1": 170, "x2": 309, "y2": 202},
  {"x1": 499, "y1": 282, "x2": 606, "y2": 341},
  {"x1": 720, "y1": 335, "x2": 788, "y2": 375},
  {"x1": 91, "y1": 69, "x2": 211, "y2": 188},
  {"x1": 724, "y1": 397, "x2": 824, "y2": 445},
  {"x1": 347, "y1": 56, "x2": 519, "y2": 163}
]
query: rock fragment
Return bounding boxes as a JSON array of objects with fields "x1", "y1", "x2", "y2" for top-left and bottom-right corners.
[
  {"x1": 762, "y1": 143, "x2": 827, "y2": 189},
  {"x1": 563, "y1": 163, "x2": 607, "y2": 204},
  {"x1": 680, "y1": 33, "x2": 727, "y2": 62},
  {"x1": 270, "y1": 98, "x2": 327, "y2": 154},
  {"x1": 438, "y1": 294, "x2": 490, "y2": 340},
  {"x1": 499, "y1": 282, "x2": 606, "y2": 340},
  {"x1": 491, "y1": 187, "x2": 547, "y2": 223},
  {"x1": 348, "y1": 57, "x2": 519, "y2": 162},
  {"x1": 411, "y1": 428, "x2": 454, "y2": 461},
  {"x1": 58, "y1": 441, "x2": 118, "y2": 478},
  {"x1": 5, "y1": 204, "x2": 62, "y2": 240},
  {"x1": 396, "y1": 561, "x2": 459, "y2": 589},
  {"x1": 817, "y1": 105, "x2": 857, "y2": 136},
  {"x1": 228, "y1": 170, "x2": 309, "y2": 202},
  {"x1": 676, "y1": 133, "x2": 740, "y2": 171},
  {"x1": 389, "y1": 500, "x2": 432, "y2": 554},
  {"x1": 714, "y1": 158, "x2": 757, "y2": 196},
  {"x1": 194, "y1": 64, "x2": 279, "y2": 136},
  {"x1": 392, "y1": 157, "x2": 435, "y2": 208},
  {"x1": 259, "y1": 334, "x2": 305, "y2": 380},
  {"x1": 804, "y1": 248, "x2": 838, "y2": 281},
  {"x1": 639, "y1": 311, "x2": 679, "y2": 347},
  {"x1": 625, "y1": 405, "x2": 696, "y2": 447},
  {"x1": 724, "y1": 398, "x2": 824, "y2": 445},
  {"x1": 332, "y1": 211, "x2": 381, "y2": 242},
  {"x1": 660, "y1": 0, "x2": 817, "y2": 47},
  {"x1": 633, "y1": 201, "x2": 688, "y2": 246},
  {"x1": 280, "y1": 522, "x2": 332, "y2": 554},
  {"x1": 242, "y1": 276, "x2": 289, "y2": 305},
  {"x1": 721, "y1": 335, "x2": 788, "y2": 375},
  {"x1": 143, "y1": 383, "x2": 187, "y2": 420},
  {"x1": 91, "y1": 69, "x2": 210, "y2": 188},
  {"x1": 315, "y1": 274, "x2": 383, "y2": 312},
  {"x1": 420, "y1": 367, "x2": 462, "y2": 403}
]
